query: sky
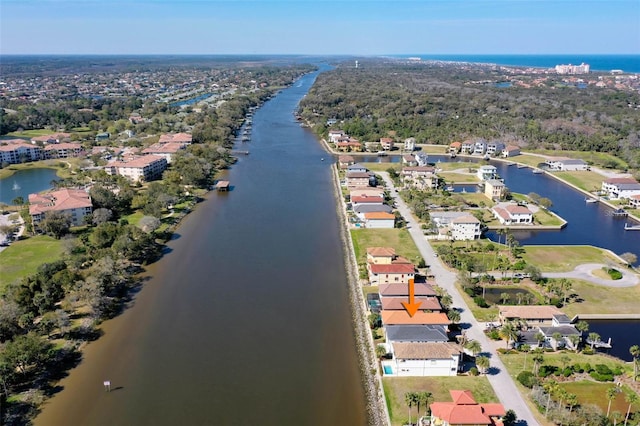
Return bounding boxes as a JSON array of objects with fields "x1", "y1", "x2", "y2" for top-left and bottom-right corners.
[{"x1": 1, "y1": 0, "x2": 639, "y2": 55}]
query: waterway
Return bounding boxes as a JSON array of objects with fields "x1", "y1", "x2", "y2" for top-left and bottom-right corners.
[
  {"x1": 0, "y1": 167, "x2": 59, "y2": 205},
  {"x1": 586, "y1": 320, "x2": 640, "y2": 362},
  {"x1": 35, "y1": 68, "x2": 367, "y2": 425}
]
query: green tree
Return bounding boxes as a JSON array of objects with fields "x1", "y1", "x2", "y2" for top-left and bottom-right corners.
[
  {"x1": 447, "y1": 309, "x2": 461, "y2": 324},
  {"x1": 40, "y1": 211, "x2": 72, "y2": 239},
  {"x1": 588, "y1": 332, "x2": 601, "y2": 349},
  {"x1": 624, "y1": 392, "x2": 639, "y2": 426},
  {"x1": 532, "y1": 350, "x2": 545, "y2": 375},
  {"x1": 500, "y1": 322, "x2": 519, "y2": 348},
  {"x1": 630, "y1": 345, "x2": 640, "y2": 381},
  {"x1": 503, "y1": 409, "x2": 517, "y2": 426},
  {"x1": 607, "y1": 387, "x2": 619, "y2": 417},
  {"x1": 566, "y1": 392, "x2": 579, "y2": 413},
  {"x1": 375, "y1": 344, "x2": 387, "y2": 360},
  {"x1": 464, "y1": 340, "x2": 482, "y2": 357},
  {"x1": 417, "y1": 391, "x2": 432, "y2": 419},
  {"x1": 552, "y1": 332, "x2": 564, "y2": 350},
  {"x1": 476, "y1": 355, "x2": 490, "y2": 374},
  {"x1": 405, "y1": 392, "x2": 418, "y2": 425}
]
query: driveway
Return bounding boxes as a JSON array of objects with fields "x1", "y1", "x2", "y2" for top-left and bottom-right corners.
[
  {"x1": 378, "y1": 172, "x2": 540, "y2": 426},
  {"x1": 543, "y1": 263, "x2": 639, "y2": 287}
]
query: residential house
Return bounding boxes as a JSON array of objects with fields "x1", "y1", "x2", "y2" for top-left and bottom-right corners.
[
  {"x1": 328, "y1": 130, "x2": 346, "y2": 143},
  {"x1": 449, "y1": 141, "x2": 461, "y2": 154},
  {"x1": 450, "y1": 215, "x2": 482, "y2": 240},
  {"x1": 630, "y1": 194, "x2": 640, "y2": 208},
  {"x1": 363, "y1": 212, "x2": 395, "y2": 228},
  {"x1": 347, "y1": 163, "x2": 368, "y2": 173},
  {"x1": 142, "y1": 142, "x2": 187, "y2": 164},
  {"x1": 602, "y1": 177, "x2": 640, "y2": 199},
  {"x1": 404, "y1": 138, "x2": 416, "y2": 152},
  {"x1": 429, "y1": 390, "x2": 506, "y2": 426},
  {"x1": 366, "y1": 247, "x2": 398, "y2": 264},
  {"x1": 484, "y1": 179, "x2": 506, "y2": 201},
  {"x1": 378, "y1": 282, "x2": 437, "y2": 297},
  {"x1": 381, "y1": 297, "x2": 442, "y2": 312},
  {"x1": 338, "y1": 155, "x2": 355, "y2": 169},
  {"x1": 30, "y1": 132, "x2": 71, "y2": 145},
  {"x1": 354, "y1": 204, "x2": 393, "y2": 219},
  {"x1": 401, "y1": 166, "x2": 438, "y2": 190},
  {"x1": 473, "y1": 139, "x2": 487, "y2": 155},
  {"x1": 498, "y1": 305, "x2": 564, "y2": 326},
  {"x1": 351, "y1": 194, "x2": 384, "y2": 207},
  {"x1": 158, "y1": 132, "x2": 192, "y2": 144},
  {"x1": 104, "y1": 155, "x2": 168, "y2": 183},
  {"x1": 460, "y1": 141, "x2": 474, "y2": 154},
  {"x1": 336, "y1": 139, "x2": 363, "y2": 152},
  {"x1": 95, "y1": 132, "x2": 111, "y2": 142},
  {"x1": 414, "y1": 152, "x2": 429, "y2": 167},
  {"x1": 402, "y1": 155, "x2": 418, "y2": 166},
  {"x1": 537, "y1": 325, "x2": 582, "y2": 349},
  {"x1": 486, "y1": 141, "x2": 505, "y2": 156},
  {"x1": 501, "y1": 145, "x2": 521, "y2": 158},
  {"x1": 380, "y1": 137, "x2": 394, "y2": 150},
  {"x1": 492, "y1": 204, "x2": 533, "y2": 225},
  {"x1": 367, "y1": 263, "x2": 415, "y2": 285},
  {"x1": 43, "y1": 142, "x2": 84, "y2": 159},
  {"x1": 350, "y1": 188, "x2": 385, "y2": 198},
  {"x1": 29, "y1": 188, "x2": 93, "y2": 227},
  {"x1": 477, "y1": 165, "x2": 498, "y2": 181},
  {"x1": 546, "y1": 158, "x2": 589, "y2": 171},
  {"x1": 0, "y1": 139, "x2": 43, "y2": 164},
  {"x1": 381, "y1": 342, "x2": 462, "y2": 377},
  {"x1": 346, "y1": 172, "x2": 373, "y2": 188},
  {"x1": 381, "y1": 310, "x2": 450, "y2": 326}
]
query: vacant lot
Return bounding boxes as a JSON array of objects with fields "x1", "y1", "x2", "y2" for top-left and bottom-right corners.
[
  {"x1": 522, "y1": 245, "x2": 619, "y2": 272},
  {"x1": 559, "y1": 381, "x2": 639, "y2": 417},
  {"x1": 351, "y1": 228, "x2": 421, "y2": 265},
  {"x1": 562, "y1": 279, "x2": 640, "y2": 316},
  {"x1": 554, "y1": 171, "x2": 605, "y2": 193}
]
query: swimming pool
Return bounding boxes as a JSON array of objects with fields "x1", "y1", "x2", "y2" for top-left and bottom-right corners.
[{"x1": 383, "y1": 365, "x2": 393, "y2": 375}]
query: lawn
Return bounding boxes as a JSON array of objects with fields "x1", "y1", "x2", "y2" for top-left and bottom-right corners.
[
  {"x1": 439, "y1": 172, "x2": 480, "y2": 184},
  {"x1": 123, "y1": 211, "x2": 145, "y2": 226},
  {"x1": 0, "y1": 235, "x2": 64, "y2": 291},
  {"x1": 532, "y1": 209, "x2": 565, "y2": 227},
  {"x1": 382, "y1": 376, "x2": 497, "y2": 426},
  {"x1": 553, "y1": 171, "x2": 605, "y2": 193},
  {"x1": 6, "y1": 129, "x2": 57, "y2": 138},
  {"x1": 527, "y1": 149, "x2": 628, "y2": 171},
  {"x1": 521, "y1": 245, "x2": 620, "y2": 272},
  {"x1": 351, "y1": 228, "x2": 422, "y2": 265},
  {"x1": 562, "y1": 278, "x2": 640, "y2": 317},
  {"x1": 365, "y1": 162, "x2": 402, "y2": 172},
  {"x1": 499, "y1": 351, "x2": 632, "y2": 379}
]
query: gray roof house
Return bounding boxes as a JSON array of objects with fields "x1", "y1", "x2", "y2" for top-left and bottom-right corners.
[{"x1": 385, "y1": 325, "x2": 449, "y2": 343}]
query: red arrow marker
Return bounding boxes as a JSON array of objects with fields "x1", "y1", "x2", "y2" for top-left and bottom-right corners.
[{"x1": 401, "y1": 278, "x2": 422, "y2": 317}]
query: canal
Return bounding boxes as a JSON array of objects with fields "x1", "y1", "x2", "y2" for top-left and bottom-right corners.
[{"x1": 35, "y1": 68, "x2": 368, "y2": 425}]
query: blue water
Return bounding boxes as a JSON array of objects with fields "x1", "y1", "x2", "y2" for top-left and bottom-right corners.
[
  {"x1": 169, "y1": 93, "x2": 213, "y2": 107},
  {"x1": 383, "y1": 365, "x2": 393, "y2": 375},
  {"x1": 396, "y1": 54, "x2": 640, "y2": 73},
  {"x1": 0, "y1": 168, "x2": 59, "y2": 205}
]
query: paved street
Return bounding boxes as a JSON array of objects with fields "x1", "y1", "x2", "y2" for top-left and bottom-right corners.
[{"x1": 378, "y1": 172, "x2": 540, "y2": 426}]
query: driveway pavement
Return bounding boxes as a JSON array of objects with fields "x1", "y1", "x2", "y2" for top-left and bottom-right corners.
[
  {"x1": 543, "y1": 263, "x2": 639, "y2": 287},
  {"x1": 378, "y1": 172, "x2": 540, "y2": 426}
]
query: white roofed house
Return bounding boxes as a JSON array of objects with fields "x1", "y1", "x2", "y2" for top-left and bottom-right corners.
[
  {"x1": 403, "y1": 137, "x2": 416, "y2": 152},
  {"x1": 473, "y1": 139, "x2": 487, "y2": 155},
  {"x1": 546, "y1": 158, "x2": 588, "y2": 171},
  {"x1": 328, "y1": 130, "x2": 346, "y2": 143},
  {"x1": 450, "y1": 215, "x2": 482, "y2": 240},
  {"x1": 630, "y1": 194, "x2": 640, "y2": 209},
  {"x1": 363, "y1": 212, "x2": 396, "y2": 228},
  {"x1": 492, "y1": 204, "x2": 533, "y2": 225},
  {"x1": 601, "y1": 177, "x2": 640, "y2": 199},
  {"x1": 461, "y1": 141, "x2": 474, "y2": 154},
  {"x1": 104, "y1": 155, "x2": 168, "y2": 183},
  {"x1": 29, "y1": 188, "x2": 93, "y2": 227}
]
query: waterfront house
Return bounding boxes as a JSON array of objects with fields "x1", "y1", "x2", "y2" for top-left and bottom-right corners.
[
  {"x1": 381, "y1": 310, "x2": 450, "y2": 326},
  {"x1": 351, "y1": 194, "x2": 384, "y2": 208},
  {"x1": 484, "y1": 179, "x2": 506, "y2": 201},
  {"x1": 338, "y1": 155, "x2": 355, "y2": 168},
  {"x1": 380, "y1": 137, "x2": 394, "y2": 150},
  {"x1": 378, "y1": 282, "x2": 437, "y2": 297},
  {"x1": 43, "y1": 142, "x2": 84, "y2": 159},
  {"x1": 0, "y1": 139, "x2": 43, "y2": 164},
  {"x1": 486, "y1": 141, "x2": 505, "y2": 156},
  {"x1": 381, "y1": 342, "x2": 462, "y2": 377},
  {"x1": 461, "y1": 141, "x2": 474, "y2": 154},
  {"x1": 104, "y1": 155, "x2": 167, "y2": 183},
  {"x1": 402, "y1": 155, "x2": 418, "y2": 166},
  {"x1": 498, "y1": 305, "x2": 564, "y2": 326},
  {"x1": 363, "y1": 212, "x2": 395, "y2": 228},
  {"x1": 477, "y1": 165, "x2": 498, "y2": 181},
  {"x1": 473, "y1": 139, "x2": 487, "y2": 155},
  {"x1": 367, "y1": 263, "x2": 415, "y2": 285},
  {"x1": 501, "y1": 145, "x2": 521, "y2": 157},
  {"x1": 492, "y1": 204, "x2": 533, "y2": 225},
  {"x1": 347, "y1": 163, "x2": 368, "y2": 173},
  {"x1": 29, "y1": 188, "x2": 93, "y2": 227},
  {"x1": 346, "y1": 172, "x2": 373, "y2": 188},
  {"x1": 404, "y1": 138, "x2": 416, "y2": 152},
  {"x1": 601, "y1": 177, "x2": 640, "y2": 199},
  {"x1": 385, "y1": 325, "x2": 449, "y2": 344},
  {"x1": 354, "y1": 204, "x2": 393, "y2": 220},
  {"x1": 414, "y1": 152, "x2": 429, "y2": 167},
  {"x1": 429, "y1": 390, "x2": 506, "y2": 426},
  {"x1": 537, "y1": 325, "x2": 581, "y2": 349},
  {"x1": 630, "y1": 194, "x2": 640, "y2": 208},
  {"x1": 350, "y1": 187, "x2": 385, "y2": 198},
  {"x1": 366, "y1": 247, "x2": 398, "y2": 264},
  {"x1": 546, "y1": 158, "x2": 588, "y2": 171},
  {"x1": 336, "y1": 139, "x2": 363, "y2": 152},
  {"x1": 449, "y1": 141, "x2": 461, "y2": 154},
  {"x1": 450, "y1": 215, "x2": 482, "y2": 240},
  {"x1": 401, "y1": 166, "x2": 438, "y2": 190},
  {"x1": 381, "y1": 297, "x2": 442, "y2": 312},
  {"x1": 328, "y1": 130, "x2": 346, "y2": 143}
]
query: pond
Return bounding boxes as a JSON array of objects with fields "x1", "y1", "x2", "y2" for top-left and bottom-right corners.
[
  {"x1": 482, "y1": 286, "x2": 539, "y2": 305},
  {"x1": 0, "y1": 167, "x2": 59, "y2": 205}
]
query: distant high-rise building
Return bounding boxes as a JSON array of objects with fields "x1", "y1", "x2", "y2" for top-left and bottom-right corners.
[
  {"x1": 355, "y1": 60, "x2": 359, "y2": 69},
  {"x1": 555, "y1": 63, "x2": 590, "y2": 74}
]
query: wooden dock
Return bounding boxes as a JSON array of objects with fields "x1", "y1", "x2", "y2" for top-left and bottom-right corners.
[{"x1": 216, "y1": 180, "x2": 230, "y2": 191}]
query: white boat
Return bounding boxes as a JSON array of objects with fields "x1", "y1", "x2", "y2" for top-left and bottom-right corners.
[
  {"x1": 12, "y1": 182, "x2": 20, "y2": 191},
  {"x1": 585, "y1": 198, "x2": 598, "y2": 203},
  {"x1": 532, "y1": 168, "x2": 544, "y2": 174},
  {"x1": 445, "y1": 186, "x2": 454, "y2": 191}
]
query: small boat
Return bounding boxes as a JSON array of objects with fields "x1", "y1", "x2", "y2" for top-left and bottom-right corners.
[
  {"x1": 585, "y1": 198, "x2": 598, "y2": 203},
  {"x1": 445, "y1": 186, "x2": 454, "y2": 192},
  {"x1": 517, "y1": 164, "x2": 527, "y2": 169},
  {"x1": 532, "y1": 168, "x2": 544, "y2": 174},
  {"x1": 321, "y1": 158, "x2": 324, "y2": 161},
  {"x1": 612, "y1": 208, "x2": 628, "y2": 217},
  {"x1": 12, "y1": 182, "x2": 20, "y2": 191},
  {"x1": 376, "y1": 151, "x2": 388, "y2": 156}
]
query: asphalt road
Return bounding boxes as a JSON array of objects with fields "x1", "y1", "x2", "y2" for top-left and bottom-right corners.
[{"x1": 378, "y1": 172, "x2": 540, "y2": 426}]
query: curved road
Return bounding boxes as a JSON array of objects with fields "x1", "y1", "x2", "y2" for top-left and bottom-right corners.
[
  {"x1": 543, "y1": 263, "x2": 639, "y2": 287},
  {"x1": 378, "y1": 172, "x2": 541, "y2": 426}
]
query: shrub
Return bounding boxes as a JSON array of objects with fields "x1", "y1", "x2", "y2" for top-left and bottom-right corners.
[
  {"x1": 563, "y1": 368, "x2": 573, "y2": 377},
  {"x1": 582, "y1": 347, "x2": 595, "y2": 355},
  {"x1": 474, "y1": 296, "x2": 489, "y2": 308},
  {"x1": 517, "y1": 371, "x2": 538, "y2": 388},
  {"x1": 604, "y1": 267, "x2": 623, "y2": 280},
  {"x1": 469, "y1": 367, "x2": 479, "y2": 376},
  {"x1": 538, "y1": 365, "x2": 558, "y2": 378},
  {"x1": 583, "y1": 363, "x2": 593, "y2": 372},
  {"x1": 595, "y1": 364, "x2": 613, "y2": 375},
  {"x1": 486, "y1": 329, "x2": 501, "y2": 340},
  {"x1": 590, "y1": 371, "x2": 614, "y2": 382},
  {"x1": 465, "y1": 287, "x2": 476, "y2": 297}
]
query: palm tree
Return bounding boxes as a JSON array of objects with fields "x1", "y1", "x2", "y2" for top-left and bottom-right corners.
[
  {"x1": 500, "y1": 322, "x2": 519, "y2": 349},
  {"x1": 500, "y1": 292, "x2": 510, "y2": 304},
  {"x1": 607, "y1": 386, "x2": 619, "y2": 417},
  {"x1": 534, "y1": 331, "x2": 546, "y2": 348},
  {"x1": 566, "y1": 392, "x2": 578, "y2": 413},
  {"x1": 624, "y1": 392, "x2": 639, "y2": 426},
  {"x1": 552, "y1": 332, "x2": 563, "y2": 350},
  {"x1": 520, "y1": 344, "x2": 531, "y2": 370},
  {"x1": 630, "y1": 345, "x2": 640, "y2": 381},
  {"x1": 465, "y1": 340, "x2": 482, "y2": 357},
  {"x1": 447, "y1": 309, "x2": 461, "y2": 324},
  {"x1": 575, "y1": 320, "x2": 589, "y2": 334},
  {"x1": 416, "y1": 391, "x2": 433, "y2": 420},
  {"x1": 476, "y1": 355, "x2": 490, "y2": 374},
  {"x1": 405, "y1": 392, "x2": 418, "y2": 425},
  {"x1": 532, "y1": 350, "x2": 544, "y2": 376},
  {"x1": 568, "y1": 334, "x2": 581, "y2": 351},
  {"x1": 543, "y1": 379, "x2": 559, "y2": 416},
  {"x1": 376, "y1": 344, "x2": 387, "y2": 361},
  {"x1": 588, "y1": 332, "x2": 601, "y2": 349}
]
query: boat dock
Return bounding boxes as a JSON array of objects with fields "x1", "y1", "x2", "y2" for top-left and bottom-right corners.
[
  {"x1": 624, "y1": 223, "x2": 640, "y2": 231},
  {"x1": 216, "y1": 180, "x2": 230, "y2": 191}
]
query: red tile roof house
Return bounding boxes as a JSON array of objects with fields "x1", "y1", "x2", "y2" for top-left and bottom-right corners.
[
  {"x1": 429, "y1": 390, "x2": 506, "y2": 426},
  {"x1": 29, "y1": 188, "x2": 93, "y2": 227},
  {"x1": 378, "y1": 282, "x2": 437, "y2": 297},
  {"x1": 43, "y1": 142, "x2": 84, "y2": 159},
  {"x1": 30, "y1": 132, "x2": 71, "y2": 145},
  {"x1": 363, "y1": 212, "x2": 396, "y2": 228},
  {"x1": 380, "y1": 137, "x2": 395, "y2": 150},
  {"x1": 366, "y1": 247, "x2": 405, "y2": 264},
  {"x1": 368, "y1": 263, "x2": 416, "y2": 285},
  {"x1": 0, "y1": 139, "x2": 43, "y2": 164},
  {"x1": 351, "y1": 194, "x2": 384, "y2": 207},
  {"x1": 382, "y1": 342, "x2": 463, "y2": 377},
  {"x1": 492, "y1": 204, "x2": 533, "y2": 225},
  {"x1": 104, "y1": 155, "x2": 168, "y2": 183},
  {"x1": 158, "y1": 132, "x2": 192, "y2": 144},
  {"x1": 141, "y1": 142, "x2": 187, "y2": 164},
  {"x1": 338, "y1": 155, "x2": 355, "y2": 168}
]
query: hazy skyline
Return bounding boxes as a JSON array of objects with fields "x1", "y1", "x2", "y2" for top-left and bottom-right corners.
[{"x1": 1, "y1": 0, "x2": 639, "y2": 55}]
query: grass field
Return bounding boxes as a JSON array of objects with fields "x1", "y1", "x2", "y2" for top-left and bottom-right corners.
[
  {"x1": 351, "y1": 228, "x2": 422, "y2": 265},
  {"x1": 558, "y1": 381, "x2": 640, "y2": 417},
  {"x1": 6, "y1": 129, "x2": 57, "y2": 138},
  {"x1": 0, "y1": 236, "x2": 64, "y2": 291},
  {"x1": 382, "y1": 376, "x2": 497, "y2": 426},
  {"x1": 532, "y1": 209, "x2": 565, "y2": 227},
  {"x1": 527, "y1": 149, "x2": 628, "y2": 171},
  {"x1": 439, "y1": 172, "x2": 480, "y2": 184},
  {"x1": 553, "y1": 171, "x2": 606, "y2": 193},
  {"x1": 521, "y1": 245, "x2": 620, "y2": 272},
  {"x1": 562, "y1": 278, "x2": 640, "y2": 316}
]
